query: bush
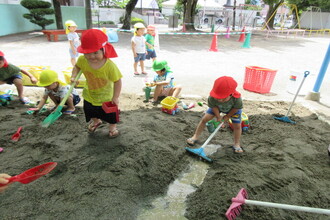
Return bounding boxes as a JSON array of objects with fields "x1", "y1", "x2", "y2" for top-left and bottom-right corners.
[
  {"x1": 131, "y1": 17, "x2": 145, "y2": 26},
  {"x1": 21, "y1": 0, "x2": 54, "y2": 30},
  {"x1": 100, "y1": 21, "x2": 115, "y2": 25}
]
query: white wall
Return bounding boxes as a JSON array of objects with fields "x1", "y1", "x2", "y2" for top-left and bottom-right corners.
[{"x1": 300, "y1": 11, "x2": 330, "y2": 29}]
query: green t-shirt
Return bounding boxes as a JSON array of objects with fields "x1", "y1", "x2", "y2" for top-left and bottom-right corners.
[
  {"x1": 0, "y1": 64, "x2": 21, "y2": 81},
  {"x1": 76, "y1": 55, "x2": 123, "y2": 106},
  {"x1": 145, "y1": 34, "x2": 154, "y2": 51},
  {"x1": 208, "y1": 96, "x2": 243, "y2": 113}
]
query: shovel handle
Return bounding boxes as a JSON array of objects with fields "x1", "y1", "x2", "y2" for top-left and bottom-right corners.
[{"x1": 0, "y1": 176, "x2": 16, "y2": 187}]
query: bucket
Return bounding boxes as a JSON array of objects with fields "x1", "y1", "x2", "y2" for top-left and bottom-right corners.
[{"x1": 286, "y1": 71, "x2": 315, "y2": 96}]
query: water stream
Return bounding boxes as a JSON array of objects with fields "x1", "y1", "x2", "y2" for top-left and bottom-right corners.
[{"x1": 137, "y1": 145, "x2": 221, "y2": 219}]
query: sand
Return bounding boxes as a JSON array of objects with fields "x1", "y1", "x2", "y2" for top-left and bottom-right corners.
[{"x1": 0, "y1": 28, "x2": 330, "y2": 220}]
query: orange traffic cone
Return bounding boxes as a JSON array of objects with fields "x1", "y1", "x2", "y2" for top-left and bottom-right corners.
[
  {"x1": 182, "y1": 23, "x2": 186, "y2": 32},
  {"x1": 209, "y1": 34, "x2": 218, "y2": 52},
  {"x1": 238, "y1": 27, "x2": 245, "y2": 42}
]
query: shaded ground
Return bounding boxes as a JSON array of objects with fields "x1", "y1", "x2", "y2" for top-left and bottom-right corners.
[{"x1": 0, "y1": 94, "x2": 329, "y2": 220}]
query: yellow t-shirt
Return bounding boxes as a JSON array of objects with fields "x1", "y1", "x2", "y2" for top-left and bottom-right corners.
[{"x1": 76, "y1": 55, "x2": 122, "y2": 106}]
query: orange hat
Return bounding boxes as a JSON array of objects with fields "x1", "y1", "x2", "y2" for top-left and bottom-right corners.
[
  {"x1": 210, "y1": 76, "x2": 241, "y2": 99},
  {"x1": 147, "y1": 25, "x2": 155, "y2": 30},
  {"x1": 77, "y1": 29, "x2": 118, "y2": 58},
  {"x1": 0, "y1": 51, "x2": 9, "y2": 68}
]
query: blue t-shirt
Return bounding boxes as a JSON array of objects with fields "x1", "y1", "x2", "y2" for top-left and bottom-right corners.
[{"x1": 154, "y1": 71, "x2": 174, "y2": 88}]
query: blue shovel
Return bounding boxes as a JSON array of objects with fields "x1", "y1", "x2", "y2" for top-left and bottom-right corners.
[
  {"x1": 185, "y1": 122, "x2": 224, "y2": 162},
  {"x1": 274, "y1": 71, "x2": 310, "y2": 124}
]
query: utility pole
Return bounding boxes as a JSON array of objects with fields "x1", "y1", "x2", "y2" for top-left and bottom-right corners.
[{"x1": 232, "y1": 0, "x2": 236, "y2": 30}]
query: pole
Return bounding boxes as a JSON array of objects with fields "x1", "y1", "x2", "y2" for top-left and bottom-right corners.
[
  {"x1": 232, "y1": 0, "x2": 237, "y2": 31},
  {"x1": 313, "y1": 43, "x2": 330, "y2": 93}
]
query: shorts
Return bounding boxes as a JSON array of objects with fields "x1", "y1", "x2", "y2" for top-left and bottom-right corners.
[
  {"x1": 3, "y1": 75, "x2": 22, "y2": 84},
  {"x1": 160, "y1": 87, "x2": 173, "y2": 97},
  {"x1": 83, "y1": 100, "x2": 118, "y2": 124},
  {"x1": 146, "y1": 50, "x2": 156, "y2": 60},
  {"x1": 72, "y1": 94, "x2": 81, "y2": 106},
  {"x1": 134, "y1": 53, "x2": 146, "y2": 62},
  {"x1": 69, "y1": 48, "x2": 79, "y2": 58},
  {"x1": 206, "y1": 108, "x2": 242, "y2": 123}
]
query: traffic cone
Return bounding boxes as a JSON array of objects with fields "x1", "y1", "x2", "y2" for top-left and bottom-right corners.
[
  {"x1": 225, "y1": 26, "x2": 230, "y2": 39},
  {"x1": 182, "y1": 23, "x2": 186, "y2": 32},
  {"x1": 209, "y1": 34, "x2": 218, "y2": 52},
  {"x1": 238, "y1": 27, "x2": 245, "y2": 42},
  {"x1": 242, "y1": 32, "x2": 251, "y2": 48}
]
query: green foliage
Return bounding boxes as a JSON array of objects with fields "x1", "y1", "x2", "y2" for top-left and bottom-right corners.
[
  {"x1": 287, "y1": 0, "x2": 330, "y2": 12},
  {"x1": 20, "y1": 0, "x2": 54, "y2": 30},
  {"x1": 99, "y1": 21, "x2": 115, "y2": 24},
  {"x1": 112, "y1": 0, "x2": 129, "y2": 9},
  {"x1": 131, "y1": 17, "x2": 146, "y2": 26}
]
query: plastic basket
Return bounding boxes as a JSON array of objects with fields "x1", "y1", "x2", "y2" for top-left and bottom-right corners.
[
  {"x1": 160, "y1": 96, "x2": 179, "y2": 110},
  {"x1": 243, "y1": 66, "x2": 277, "y2": 94}
]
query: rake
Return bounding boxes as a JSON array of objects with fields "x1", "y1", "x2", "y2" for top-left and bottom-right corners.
[{"x1": 225, "y1": 188, "x2": 330, "y2": 220}]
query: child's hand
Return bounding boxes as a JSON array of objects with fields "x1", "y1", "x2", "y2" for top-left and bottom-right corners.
[
  {"x1": 30, "y1": 76, "x2": 38, "y2": 84},
  {"x1": 112, "y1": 97, "x2": 119, "y2": 106},
  {"x1": 0, "y1": 173, "x2": 11, "y2": 193},
  {"x1": 222, "y1": 115, "x2": 230, "y2": 122}
]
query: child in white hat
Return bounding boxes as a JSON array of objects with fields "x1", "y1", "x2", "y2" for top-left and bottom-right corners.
[{"x1": 65, "y1": 20, "x2": 80, "y2": 66}]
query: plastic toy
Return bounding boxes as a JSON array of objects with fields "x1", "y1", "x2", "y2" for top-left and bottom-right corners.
[
  {"x1": 102, "y1": 101, "x2": 120, "y2": 122},
  {"x1": 197, "y1": 102, "x2": 203, "y2": 106},
  {"x1": 229, "y1": 112, "x2": 250, "y2": 132},
  {"x1": 0, "y1": 92, "x2": 12, "y2": 106},
  {"x1": 206, "y1": 120, "x2": 222, "y2": 133},
  {"x1": 188, "y1": 102, "x2": 195, "y2": 109},
  {"x1": 11, "y1": 127, "x2": 22, "y2": 142},
  {"x1": 160, "y1": 96, "x2": 180, "y2": 115},
  {"x1": 0, "y1": 147, "x2": 3, "y2": 153},
  {"x1": 181, "y1": 101, "x2": 188, "y2": 110}
]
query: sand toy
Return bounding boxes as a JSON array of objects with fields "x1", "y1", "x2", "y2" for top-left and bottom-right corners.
[
  {"x1": 274, "y1": 71, "x2": 310, "y2": 124},
  {"x1": 42, "y1": 71, "x2": 82, "y2": 127},
  {"x1": 11, "y1": 127, "x2": 22, "y2": 142},
  {"x1": 226, "y1": 188, "x2": 330, "y2": 220},
  {"x1": 0, "y1": 162, "x2": 57, "y2": 187},
  {"x1": 229, "y1": 112, "x2": 250, "y2": 132},
  {"x1": 185, "y1": 122, "x2": 224, "y2": 162},
  {"x1": 0, "y1": 91, "x2": 12, "y2": 106},
  {"x1": 160, "y1": 96, "x2": 180, "y2": 115},
  {"x1": 102, "y1": 101, "x2": 120, "y2": 122}
]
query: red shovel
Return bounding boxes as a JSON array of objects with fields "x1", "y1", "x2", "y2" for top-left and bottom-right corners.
[
  {"x1": 11, "y1": 126, "x2": 22, "y2": 142},
  {"x1": 0, "y1": 162, "x2": 57, "y2": 187}
]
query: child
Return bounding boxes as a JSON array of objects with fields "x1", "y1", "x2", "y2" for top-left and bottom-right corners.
[
  {"x1": 145, "y1": 25, "x2": 157, "y2": 62},
  {"x1": 33, "y1": 69, "x2": 80, "y2": 114},
  {"x1": 65, "y1": 20, "x2": 80, "y2": 66},
  {"x1": 131, "y1": 23, "x2": 152, "y2": 75},
  {"x1": 0, "y1": 173, "x2": 11, "y2": 193},
  {"x1": 150, "y1": 60, "x2": 182, "y2": 104},
  {"x1": 71, "y1": 29, "x2": 122, "y2": 138},
  {"x1": 186, "y1": 76, "x2": 244, "y2": 153},
  {"x1": 0, "y1": 51, "x2": 37, "y2": 104}
]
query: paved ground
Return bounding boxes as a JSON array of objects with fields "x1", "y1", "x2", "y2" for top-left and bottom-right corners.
[{"x1": 1, "y1": 25, "x2": 329, "y2": 122}]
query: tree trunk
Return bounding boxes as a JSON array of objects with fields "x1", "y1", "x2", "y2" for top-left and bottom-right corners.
[
  {"x1": 52, "y1": 0, "x2": 63, "y2": 29},
  {"x1": 265, "y1": 0, "x2": 284, "y2": 30},
  {"x1": 183, "y1": 0, "x2": 198, "y2": 31},
  {"x1": 122, "y1": 0, "x2": 138, "y2": 30},
  {"x1": 85, "y1": 0, "x2": 92, "y2": 29}
]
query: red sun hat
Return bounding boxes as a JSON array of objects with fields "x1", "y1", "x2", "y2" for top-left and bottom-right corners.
[
  {"x1": 77, "y1": 29, "x2": 118, "y2": 58},
  {"x1": 210, "y1": 76, "x2": 241, "y2": 99},
  {"x1": 0, "y1": 51, "x2": 9, "y2": 68},
  {"x1": 0, "y1": 51, "x2": 4, "y2": 57}
]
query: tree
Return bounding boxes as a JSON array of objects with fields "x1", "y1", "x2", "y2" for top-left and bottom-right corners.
[
  {"x1": 20, "y1": 0, "x2": 54, "y2": 30},
  {"x1": 121, "y1": 0, "x2": 138, "y2": 30},
  {"x1": 178, "y1": 0, "x2": 198, "y2": 31},
  {"x1": 85, "y1": 0, "x2": 92, "y2": 29},
  {"x1": 263, "y1": 0, "x2": 284, "y2": 29},
  {"x1": 52, "y1": 0, "x2": 63, "y2": 29},
  {"x1": 287, "y1": 0, "x2": 330, "y2": 12}
]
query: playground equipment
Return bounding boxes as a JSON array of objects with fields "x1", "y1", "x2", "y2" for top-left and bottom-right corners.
[
  {"x1": 300, "y1": 6, "x2": 324, "y2": 36},
  {"x1": 160, "y1": 96, "x2": 180, "y2": 116},
  {"x1": 226, "y1": 188, "x2": 330, "y2": 220},
  {"x1": 263, "y1": 3, "x2": 300, "y2": 30}
]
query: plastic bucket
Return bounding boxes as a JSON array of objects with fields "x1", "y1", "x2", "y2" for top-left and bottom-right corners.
[{"x1": 286, "y1": 71, "x2": 315, "y2": 96}]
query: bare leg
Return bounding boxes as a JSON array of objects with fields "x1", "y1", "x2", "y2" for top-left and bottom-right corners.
[
  {"x1": 109, "y1": 123, "x2": 119, "y2": 138},
  {"x1": 140, "y1": 60, "x2": 145, "y2": 73},
  {"x1": 190, "y1": 113, "x2": 215, "y2": 141},
  {"x1": 232, "y1": 122, "x2": 242, "y2": 149},
  {"x1": 152, "y1": 85, "x2": 163, "y2": 101},
  {"x1": 169, "y1": 86, "x2": 182, "y2": 98},
  {"x1": 48, "y1": 94, "x2": 60, "y2": 108},
  {"x1": 64, "y1": 94, "x2": 75, "y2": 111},
  {"x1": 13, "y1": 78, "x2": 24, "y2": 99},
  {"x1": 133, "y1": 62, "x2": 138, "y2": 73}
]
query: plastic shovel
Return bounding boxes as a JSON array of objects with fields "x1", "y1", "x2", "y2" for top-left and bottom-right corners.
[
  {"x1": 0, "y1": 162, "x2": 57, "y2": 187},
  {"x1": 185, "y1": 122, "x2": 224, "y2": 162},
  {"x1": 11, "y1": 126, "x2": 22, "y2": 142},
  {"x1": 274, "y1": 71, "x2": 310, "y2": 124},
  {"x1": 41, "y1": 71, "x2": 82, "y2": 128}
]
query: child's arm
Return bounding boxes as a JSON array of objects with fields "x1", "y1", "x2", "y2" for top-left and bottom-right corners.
[
  {"x1": 21, "y1": 69, "x2": 37, "y2": 84},
  {"x1": 145, "y1": 42, "x2": 153, "y2": 50},
  {"x1": 70, "y1": 65, "x2": 81, "y2": 83},
  {"x1": 131, "y1": 41, "x2": 137, "y2": 57},
  {"x1": 69, "y1": 40, "x2": 77, "y2": 55},
  {"x1": 212, "y1": 107, "x2": 222, "y2": 121},
  {"x1": 0, "y1": 173, "x2": 11, "y2": 193},
  {"x1": 223, "y1": 108, "x2": 240, "y2": 122},
  {"x1": 112, "y1": 79, "x2": 122, "y2": 105},
  {"x1": 36, "y1": 94, "x2": 48, "y2": 110}
]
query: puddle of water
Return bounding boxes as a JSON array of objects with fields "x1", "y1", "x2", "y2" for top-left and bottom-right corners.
[{"x1": 137, "y1": 145, "x2": 222, "y2": 220}]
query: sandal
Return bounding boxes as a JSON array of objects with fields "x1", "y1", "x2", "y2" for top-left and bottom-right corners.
[
  {"x1": 232, "y1": 146, "x2": 244, "y2": 153},
  {"x1": 134, "y1": 72, "x2": 140, "y2": 75},
  {"x1": 142, "y1": 71, "x2": 148, "y2": 75},
  {"x1": 187, "y1": 138, "x2": 198, "y2": 146},
  {"x1": 19, "y1": 97, "x2": 30, "y2": 104},
  {"x1": 109, "y1": 129, "x2": 120, "y2": 139},
  {"x1": 88, "y1": 121, "x2": 102, "y2": 133}
]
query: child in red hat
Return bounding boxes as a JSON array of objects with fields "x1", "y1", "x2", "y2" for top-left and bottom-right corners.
[
  {"x1": 0, "y1": 51, "x2": 37, "y2": 104},
  {"x1": 187, "y1": 76, "x2": 244, "y2": 153},
  {"x1": 71, "y1": 29, "x2": 122, "y2": 138},
  {"x1": 145, "y1": 25, "x2": 157, "y2": 62}
]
